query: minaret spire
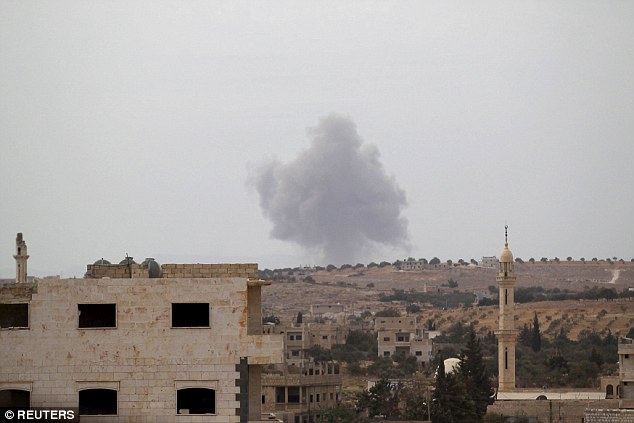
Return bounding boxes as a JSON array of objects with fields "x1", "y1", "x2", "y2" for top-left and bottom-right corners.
[
  {"x1": 495, "y1": 227, "x2": 517, "y2": 392},
  {"x1": 14, "y1": 232, "x2": 29, "y2": 283}
]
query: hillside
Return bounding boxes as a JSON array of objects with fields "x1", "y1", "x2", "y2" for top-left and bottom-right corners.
[{"x1": 262, "y1": 261, "x2": 634, "y2": 340}]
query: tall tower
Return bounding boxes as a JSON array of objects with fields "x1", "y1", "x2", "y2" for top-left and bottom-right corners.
[
  {"x1": 13, "y1": 232, "x2": 29, "y2": 283},
  {"x1": 495, "y1": 226, "x2": 517, "y2": 392}
]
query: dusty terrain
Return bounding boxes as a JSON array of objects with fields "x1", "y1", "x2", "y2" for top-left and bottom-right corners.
[{"x1": 262, "y1": 261, "x2": 634, "y2": 340}]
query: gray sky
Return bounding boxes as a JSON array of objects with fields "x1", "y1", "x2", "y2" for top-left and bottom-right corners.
[{"x1": 1, "y1": 1, "x2": 633, "y2": 277}]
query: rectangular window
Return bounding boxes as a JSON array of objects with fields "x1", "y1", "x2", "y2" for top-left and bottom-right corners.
[
  {"x1": 172, "y1": 303, "x2": 210, "y2": 328},
  {"x1": 383, "y1": 351, "x2": 390, "y2": 357},
  {"x1": 322, "y1": 335, "x2": 328, "y2": 340},
  {"x1": 415, "y1": 351, "x2": 422, "y2": 356},
  {"x1": 275, "y1": 387, "x2": 285, "y2": 403},
  {"x1": 383, "y1": 337, "x2": 390, "y2": 342},
  {"x1": 296, "y1": 334, "x2": 302, "y2": 340},
  {"x1": 177, "y1": 388, "x2": 215, "y2": 414},
  {"x1": 316, "y1": 394, "x2": 320, "y2": 402},
  {"x1": 288, "y1": 387, "x2": 300, "y2": 403},
  {"x1": 291, "y1": 350, "x2": 300, "y2": 357},
  {"x1": 79, "y1": 389, "x2": 117, "y2": 415},
  {"x1": 78, "y1": 304, "x2": 116, "y2": 328},
  {"x1": 0, "y1": 304, "x2": 29, "y2": 328}
]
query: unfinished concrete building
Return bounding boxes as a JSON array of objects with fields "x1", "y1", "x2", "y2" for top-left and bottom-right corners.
[
  {"x1": 376, "y1": 316, "x2": 433, "y2": 364},
  {"x1": 0, "y1": 234, "x2": 284, "y2": 422},
  {"x1": 261, "y1": 362, "x2": 342, "y2": 423},
  {"x1": 261, "y1": 321, "x2": 344, "y2": 423}
]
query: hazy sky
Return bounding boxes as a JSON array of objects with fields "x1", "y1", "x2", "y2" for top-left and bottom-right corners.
[{"x1": 1, "y1": 1, "x2": 633, "y2": 277}]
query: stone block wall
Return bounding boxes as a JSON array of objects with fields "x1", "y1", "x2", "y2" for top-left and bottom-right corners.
[
  {"x1": 0, "y1": 276, "x2": 283, "y2": 422},
  {"x1": 86, "y1": 264, "x2": 148, "y2": 279},
  {"x1": 585, "y1": 409, "x2": 634, "y2": 423},
  {"x1": 489, "y1": 399, "x2": 619, "y2": 423},
  {"x1": 162, "y1": 264, "x2": 258, "y2": 279},
  {"x1": 85, "y1": 263, "x2": 259, "y2": 280}
]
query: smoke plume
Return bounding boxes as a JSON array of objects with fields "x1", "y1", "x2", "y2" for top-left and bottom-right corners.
[{"x1": 250, "y1": 114, "x2": 409, "y2": 265}]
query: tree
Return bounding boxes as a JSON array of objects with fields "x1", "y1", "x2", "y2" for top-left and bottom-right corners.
[
  {"x1": 529, "y1": 258, "x2": 535, "y2": 263},
  {"x1": 406, "y1": 304, "x2": 421, "y2": 313},
  {"x1": 429, "y1": 257, "x2": 441, "y2": 265},
  {"x1": 432, "y1": 352, "x2": 476, "y2": 423},
  {"x1": 518, "y1": 323, "x2": 532, "y2": 348},
  {"x1": 531, "y1": 312, "x2": 542, "y2": 352},
  {"x1": 356, "y1": 378, "x2": 401, "y2": 420},
  {"x1": 375, "y1": 307, "x2": 400, "y2": 317},
  {"x1": 446, "y1": 278, "x2": 458, "y2": 288},
  {"x1": 567, "y1": 256, "x2": 573, "y2": 261},
  {"x1": 317, "y1": 405, "x2": 358, "y2": 423},
  {"x1": 326, "y1": 264, "x2": 336, "y2": 271},
  {"x1": 589, "y1": 347, "x2": 604, "y2": 367},
  {"x1": 306, "y1": 345, "x2": 332, "y2": 363},
  {"x1": 458, "y1": 327, "x2": 494, "y2": 420}
]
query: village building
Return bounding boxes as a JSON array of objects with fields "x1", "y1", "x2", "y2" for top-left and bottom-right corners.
[
  {"x1": 261, "y1": 322, "x2": 344, "y2": 423},
  {"x1": 376, "y1": 316, "x2": 433, "y2": 364},
  {"x1": 480, "y1": 256, "x2": 499, "y2": 268},
  {"x1": 0, "y1": 234, "x2": 284, "y2": 422}
]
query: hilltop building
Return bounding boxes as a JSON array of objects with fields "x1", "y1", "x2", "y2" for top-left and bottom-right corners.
[
  {"x1": 480, "y1": 256, "x2": 499, "y2": 268},
  {"x1": 0, "y1": 234, "x2": 284, "y2": 422}
]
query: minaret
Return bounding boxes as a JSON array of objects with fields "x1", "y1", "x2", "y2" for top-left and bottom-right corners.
[
  {"x1": 495, "y1": 226, "x2": 517, "y2": 392},
  {"x1": 14, "y1": 232, "x2": 29, "y2": 283}
]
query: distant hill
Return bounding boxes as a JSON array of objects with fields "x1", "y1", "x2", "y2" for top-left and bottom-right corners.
[{"x1": 262, "y1": 261, "x2": 634, "y2": 340}]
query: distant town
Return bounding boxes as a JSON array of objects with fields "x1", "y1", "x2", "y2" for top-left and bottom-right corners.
[{"x1": 2, "y1": 233, "x2": 633, "y2": 422}]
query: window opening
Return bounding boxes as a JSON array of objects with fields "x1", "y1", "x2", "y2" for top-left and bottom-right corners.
[
  {"x1": 172, "y1": 303, "x2": 209, "y2": 327},
  {"x1": 0, "y1": 389, "x2": 30, "y2": 408},
  {"x1": 78, "y1": 304, "x2": 116, "y2": 328},
  {"x1": 0, "y1": 304, "x2": 29, "y2": 328},
  {"x1": 288, "y1": 387, "x2": 300, "y2": 403},
  {"x1": 177, "y1": 388, "x2": 215, "y2": 414},
  {"x1": 275, "y1": 387, "x2": 285, "y2": 403},
  {"x1": 79, "y1": 389, "x2": 117, "y2": 415}
]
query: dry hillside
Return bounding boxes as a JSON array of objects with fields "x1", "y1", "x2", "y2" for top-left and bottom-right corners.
[{"x1": 262, "y1": 261, "x2": 634, "y2": 340}]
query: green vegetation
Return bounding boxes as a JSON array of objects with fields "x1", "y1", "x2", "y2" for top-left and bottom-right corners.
[
  {"x1": 379, "y1": 288, "x2": 475, "y2": 308},
  {"x1": 516, "y1": 286, "x2": 633, "y2": 303}
]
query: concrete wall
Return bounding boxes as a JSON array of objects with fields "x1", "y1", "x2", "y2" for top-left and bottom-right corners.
[
  {"x1": 86, "y1": 263, "x2": 259, "y2": 280},
  {"x1": 0, "y1": 277, "x2": 283, "y2": 422},
  {"x1": 585, "y1": 409, "x2": 634, "y2": 423},
  {"x1": 489, "y1": 399, "x2": 619, "y2": 423}
]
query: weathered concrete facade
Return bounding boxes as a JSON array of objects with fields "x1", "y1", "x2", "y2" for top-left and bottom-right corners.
[
  {"x1": 376, "y1": 316, "x2": 433, "y2": 363},
  {"x1": 620, "y1": 337, "x2": 634, "y2": 409},
  {"x1": 262, "y1": 363, "x2": 342, "y2": 423},
  {"x1": 0, "y1": 269, "x2": 283, "y2": 422}
]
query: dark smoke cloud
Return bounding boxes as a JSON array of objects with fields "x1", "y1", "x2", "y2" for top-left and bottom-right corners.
[{"x1": 250, "y1": 114, "x2": 409, "y2": 265}]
